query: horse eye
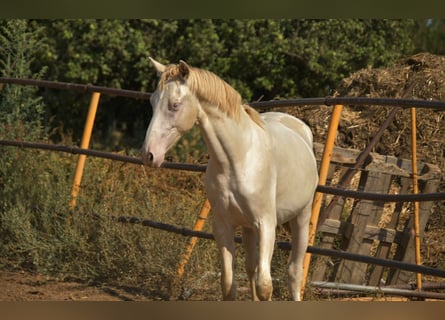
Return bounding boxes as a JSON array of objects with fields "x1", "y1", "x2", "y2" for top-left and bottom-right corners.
[{"x1": 168, "y1": 101, "x2": 181, "y2": 112}]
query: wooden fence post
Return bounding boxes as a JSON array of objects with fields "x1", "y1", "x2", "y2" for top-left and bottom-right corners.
[
  {"x1": 69, "y1": 92, "x2": 101, "y2": 209},
  {"x1": 175, "y1": 199, "x2": 211, "y2": 280},
  {"x1": 301, "y1": 104, "x2": 343, "y2": 298},
  {"x1": 410, "y1": 107, "x2": 422, "y2": 290}
]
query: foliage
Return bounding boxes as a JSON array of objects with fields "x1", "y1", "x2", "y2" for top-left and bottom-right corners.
[
  {"x1": 31, "y1": 19, "x2": 433, "y2": 101},
  {"x1": 0, "y1": 19, "x2": 47, "y2": 141},
  {"x1": 276, "y1": 20, "x2": 417, "y2": 96},
  {"x1": 413, "y1": 19, "x2": 445, "y2": 55},
  {"x1": 13, "y1": 19, "x2": 421, "y2": 150}
]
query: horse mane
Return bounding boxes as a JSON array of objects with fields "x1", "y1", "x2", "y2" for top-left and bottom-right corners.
[{"x1": 160, "y1": 63, "x2": 264, "y2": 128}]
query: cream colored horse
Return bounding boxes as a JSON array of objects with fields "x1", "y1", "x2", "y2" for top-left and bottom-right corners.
[{"x1": 141, "y1": 58, "x2": 318, "y2": 301}]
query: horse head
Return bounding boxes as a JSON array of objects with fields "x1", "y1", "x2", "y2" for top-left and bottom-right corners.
[{"x1": 141, "y1": 58, "x2": 200, "y2": 167}]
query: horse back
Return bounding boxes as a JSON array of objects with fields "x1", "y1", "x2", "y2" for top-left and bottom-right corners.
[{"x1": 261, "y1": 112, "x2": 313, "y2": 147}]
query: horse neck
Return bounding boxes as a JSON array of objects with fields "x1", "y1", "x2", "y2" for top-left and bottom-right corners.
[{"x1": 197, "y1": 103, "x2": 260, "y2": 170}]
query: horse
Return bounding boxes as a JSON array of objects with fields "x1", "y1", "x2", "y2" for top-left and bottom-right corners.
[{"x1": 141, "y1": 58, "x2": 318, "y2": 301}]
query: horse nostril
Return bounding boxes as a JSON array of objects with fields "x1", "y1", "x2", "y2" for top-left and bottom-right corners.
[{"x1": 148, "y1": 152, "x2": 154, "y2": 162}]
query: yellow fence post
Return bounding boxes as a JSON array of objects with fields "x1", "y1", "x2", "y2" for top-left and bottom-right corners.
[
  {"x1": 175, "y1": 198, "x2": 211, "y2": 282},
  {"x1": 410, "y1": 107, "x2": 422, "y2": 291},
  {"x1": 301, "y1": 104, "x2": 343, "y2": 299},
  {"x1": 69, "y1": 92, "x2": 101, "y2": 209}
]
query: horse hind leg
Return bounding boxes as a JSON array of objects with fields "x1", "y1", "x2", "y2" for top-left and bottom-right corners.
[
  {"x1": 287, "y1": 205, "x2": 311, "y2": 301},
  {"x1": 242, "y1": 227, "x2": 259, "y2": 301}
]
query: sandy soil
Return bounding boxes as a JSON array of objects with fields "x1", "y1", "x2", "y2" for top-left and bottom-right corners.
[{"x1": 0, "y1": 270, "x2": 154, "y2": 301}]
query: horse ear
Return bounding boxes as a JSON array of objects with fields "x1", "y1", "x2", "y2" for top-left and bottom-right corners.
[
  {"x1": 149, "y1": 57, "x2": 166, "y2": 75},
  {"x1": 178, "y1": 60, "x2": 190, "y2": 79}
]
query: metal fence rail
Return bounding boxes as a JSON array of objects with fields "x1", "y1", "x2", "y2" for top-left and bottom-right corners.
[
  {"x1": 0, "y1": 77, "x2": 151, "y2": 100},
  {"x1": 2, "y1": 77, "x2": 445, "y2": 110},
  {"x1": 2, "y1": 139, "x2": 445, "y2": 203},
  {"x1": 109, "y1": 213, "x2": 445, "y2": 279}
]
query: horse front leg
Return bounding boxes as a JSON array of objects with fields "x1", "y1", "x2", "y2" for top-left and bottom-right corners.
[
  {"x1": 242, "y1": 227, "x2": 259, "y2": 301},
  {"x1": 255, "y1": 220, "x2": 276, "y2": 301},
  {"x1": 213, "y1": 213, "x2": 237, "y2": 300}
]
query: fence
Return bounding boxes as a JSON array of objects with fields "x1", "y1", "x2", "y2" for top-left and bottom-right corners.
[
  {"x1": 311, "y1": 143, "x2": 441, "y2": 287},
  {"x1": 2, "y1": 77, "x2": 445, "y2": 299}
]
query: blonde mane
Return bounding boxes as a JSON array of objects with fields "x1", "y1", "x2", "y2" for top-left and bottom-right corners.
[{"x1": 160, "y1": 63, "x2": 264, "y2": 128}]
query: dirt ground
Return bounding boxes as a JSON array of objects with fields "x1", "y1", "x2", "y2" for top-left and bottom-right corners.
[
  {"x1": 1, "y1": 53, "x2": 445, "y2": 301},
  {"x1": 0, "y1": 270, "x2": 156, "y2": 301},
  {"x1": 0, "y1": 269, "x2": 415, "y2": 301}
]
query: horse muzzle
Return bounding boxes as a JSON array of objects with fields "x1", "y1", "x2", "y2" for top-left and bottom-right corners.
[{"x1": 141, "y1": 149, "x2": 165, "y2": 168}]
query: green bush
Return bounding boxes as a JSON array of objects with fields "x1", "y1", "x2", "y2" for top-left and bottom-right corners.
[{"x1": 0, "y1": 20, "x2": 47, "y2": 141}]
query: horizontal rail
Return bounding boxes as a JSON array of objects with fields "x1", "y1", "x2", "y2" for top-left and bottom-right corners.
[
  {"x1": 0, "y1": 140, "x2": 206, "y2": 173},
  {"x1": 310, "y1": 281, "x2": 445, "y2": 300},
  {"x1": 109, "y1": 214, "x2": 445, "y2": 279},
  {"x1": 0, "y1": 77, "x2": 152, "y2": 100},
  {"x1": 2, "y1": 77, "x2": 445, "y2": 110},
  {"x1": 250, "y1": 97, "x2": 445, "y2": 110},
  {"x1": 1, "y1": 139, "x2": 445, "y2": 202},
  {"x1": 316, "y1": 185, "x2": 445, "y2": 202},
  {"x1": 118, "y1": 204, "x2": 445, "y2": 297}
]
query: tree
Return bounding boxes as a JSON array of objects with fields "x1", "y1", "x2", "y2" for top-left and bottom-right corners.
[
  {"x1": 0, "y1": 20, "x2": 47, "y2": 141},
  {"x1": 22, "y1": 19, "x2": 418, "y2": 149},
  {"x1": 413, "y1": 19, "x2": 445, "y2": 55}
]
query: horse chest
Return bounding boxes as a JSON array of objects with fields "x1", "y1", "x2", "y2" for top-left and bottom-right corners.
[{"x1": 205, "y1": 171, "x2": 268, "y2": 227}]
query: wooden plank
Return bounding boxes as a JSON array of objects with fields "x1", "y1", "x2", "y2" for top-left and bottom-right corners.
[
  {"x1": 368, "y1": 187, "x2": 411, "y2": 284},
  {"x1": 336, "y1": 167, "x2": 393, "y2": 284},
  {"x1": 387, "y1": 173, "x2": 418, "y2": 285},
  {"x1": 317, "y1": 220, "x2": 401, "y2": 244},
  {"x1": 317, "y1": 218, "x2": 341, "y2": 234},
  {"x1": 367, "y1": 156, "x2": 402, "y2": 285},
  {"x1": 363, "y1": 225, "x2": 397, "y2": 243},
  {"x1": 313, "y1": 142, "x2": 411, "y2": 177},
  {"x1": 388, "y1": 163, "x2": 441, "y2": 285},
  {"x1": 313, "y1": 143, "x2": 357, "y2": 165},
  {"x1": 311, "y1": 165, "x2": 348, "y2": 281}
]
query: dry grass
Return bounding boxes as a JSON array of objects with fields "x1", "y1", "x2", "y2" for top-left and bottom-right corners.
[{"x1": 0, "y1": 144, "x2": 298, "y2": 300}]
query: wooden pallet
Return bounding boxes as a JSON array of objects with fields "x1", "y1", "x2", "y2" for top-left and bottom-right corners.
[{"x1": 310, "y1": 142, "x2": 441, "y2": 286}]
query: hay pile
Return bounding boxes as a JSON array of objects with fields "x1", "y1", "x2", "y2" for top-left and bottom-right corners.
[
  {"x1": 291, "y1": 52, "x2": 445, "y2": 184},
  {"x1": 334, "y1": 52, "x2": 445, "y2": 163},
  {"x1": 338, "y1": 52, "x2": 445, "y2": 100}
]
